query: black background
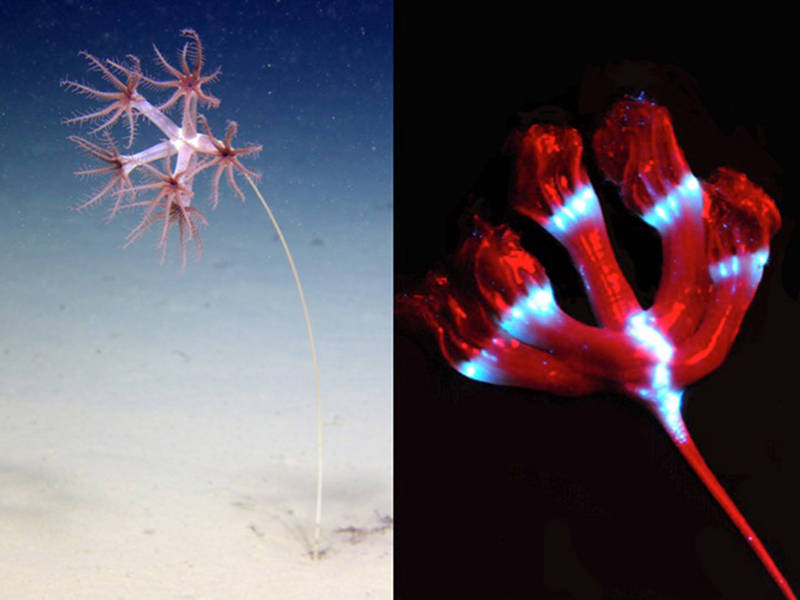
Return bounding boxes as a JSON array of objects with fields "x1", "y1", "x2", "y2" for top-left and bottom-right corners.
[{"x1": 395, "y1": 7, "x2": 798, "y2": 599}]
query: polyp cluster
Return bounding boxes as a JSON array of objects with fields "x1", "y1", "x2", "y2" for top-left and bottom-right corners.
[
  {"x1": 400, "y1": 96, "x2": 793, "y2": 598},
  {"x1": 63, "y1": 29, "x2": 261, "y2": 267}
]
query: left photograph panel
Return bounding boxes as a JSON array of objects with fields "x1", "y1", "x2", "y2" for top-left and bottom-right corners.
[{"x1": 0, "y1": 1, "x2": 392, "y2": 598}]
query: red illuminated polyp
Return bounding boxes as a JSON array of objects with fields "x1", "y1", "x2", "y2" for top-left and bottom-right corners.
[
  {"x1": 402, "y1": 267, "x2": 604, "y2": 396},
  {"x1": 510, "y1": 125, "x2": 590, "y2": 222},
  {"x1": 705, "y1": 167, "x2": 781, "y2": 260},
  {"x1": 399, "y1": 96, "x2": 794, "y2": 598},
  {"x1": 593, "y1": 97, "x2": 690, "y2": 214},
  {"x1": 468, "y1": 217, "x2": 550, "y2": 314},
  {"x1": 400, "y1": 96, "x2": 781, "y2": 398}
]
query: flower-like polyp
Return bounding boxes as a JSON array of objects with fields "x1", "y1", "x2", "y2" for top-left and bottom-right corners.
[
  {"x1": 467, "y1": 217, "x2": 653, "y2": 388},
  {"x1": 509, "y1": 124, "x2": 640, "y2": 331},
  {"x1": 63, "y1": 30, "x2": 261, "y2": 267},
  {"x1": 593, "y1": 97, "x2": 709, "y2": 342},
  {"x1": 400, "y1": 248, "x2": 604, "y2": 397},
  {"x1": 399, "y1": 96, "x2": 794, "y2": 598},
  {"x1": 671, "y1": 167, "x2": 781, "y2": 388}
]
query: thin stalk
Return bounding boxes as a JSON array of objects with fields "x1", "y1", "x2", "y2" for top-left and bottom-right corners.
[
  {"x1": 244, "y1": 173, "x2": 323, "y2": 560},
  {"x1": 658, "y1": 411, "x2": 795, "y2": 599}
]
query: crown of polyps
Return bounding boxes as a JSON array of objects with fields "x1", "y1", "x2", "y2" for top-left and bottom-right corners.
[
  {"x1": 63, "y1": 29, "x2": 261, "y2": 266},
  {"x1": 399, "y1": 96, "x2": 794, "y2": 598}
]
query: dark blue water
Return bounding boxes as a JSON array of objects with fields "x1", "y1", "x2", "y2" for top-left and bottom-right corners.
[{"x1": 0, "y1": 0, "x2": 391, "y2": 259}]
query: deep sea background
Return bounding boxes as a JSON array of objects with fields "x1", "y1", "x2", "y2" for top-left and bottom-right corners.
[{"x1": 0, "y1": 2, "x2": 392, "y2": 596}]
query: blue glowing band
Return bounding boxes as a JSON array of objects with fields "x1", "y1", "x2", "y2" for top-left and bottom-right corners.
[
  {"x1": 642, "y1": 173, "x2": 702, "y2": 231},
  {"x1": 626, "y1": 312, "x2": 674, "y2": 363},
  {"x1": 499, "y1": 284, "x2": 559, "y2": 340},
  {"x1": 626, "y1": 311, "x2": 686, "y2": 443},
  {"x1": 545, "y1": 185, "x2": 601, "y2": 237},
  {"x1": 709, "y1": 249, "x2": 770, "y2": 285}
]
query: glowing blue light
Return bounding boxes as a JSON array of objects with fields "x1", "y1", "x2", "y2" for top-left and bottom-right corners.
[
  {"x1": 642, "y1": 173, "x2": 702, "y2": 231},
  {"x1": 710, "y1": 250, "x2": 770, "y2": 285},
  {"x1": 626, "y1": 312, "x2": 686, "y2": 443},
  {"x1": 571, "y1": 194, "x2": 588, "y2": 214},
  {"x1": 480, "y1": 349, "x2": 498, "y2": 363},
  {"x1": 710, "y1": 256, "x2": 734, "y2": 282},
  {"x1": 527, "y1": 288, "x2": 556, "y2": 315},
  {"x1": 749, "y1": 249, "x2": 769, "y2": 286},
  {"x1": 626, "y1": 312, "x2": 673, "y2": 363},
  {"x1": 502, "y1": 285, "x2": 557, "y2": 325},
  {"x1": 752, "y1": 249, "x2": 768, "y2": 267},
  {"x1": 499, "y1": 284, "x2": 559, "y2": 343},
  {"x1": 668, "y1": 196, "x2": 678, "y2": 212},
  {"x1": 653, "y1": 363, "x2": 670, "y2": 388},
  {"x1": 657, "y1": 389, "x2": 686, "y2": 443},
  {"x1": 458, "y1": 359, "x2": 493, "y2": 383},
  {"x1": 545, "y1": 185, "x2": 600, "y2": 237}
]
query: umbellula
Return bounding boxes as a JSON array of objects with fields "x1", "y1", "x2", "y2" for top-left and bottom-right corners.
[
  {"x1": 399, "y1": 97, "x2": 795, "y2": 597},
  {"x1": 62, "y1": 28, "x2": 324, "y2": 560}
]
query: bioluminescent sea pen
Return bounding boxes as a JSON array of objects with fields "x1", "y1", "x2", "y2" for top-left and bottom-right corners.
[
  {"x1": 62, "y1": 28, "x2": 325, "y2": 560},
  {"x1": 398, "y1": 96, "x2": 795, "y2": 598}
]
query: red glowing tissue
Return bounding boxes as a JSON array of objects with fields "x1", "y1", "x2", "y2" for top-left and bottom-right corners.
[{"x1": 399, "y1": 96, "x2": 793, "y2": 599}]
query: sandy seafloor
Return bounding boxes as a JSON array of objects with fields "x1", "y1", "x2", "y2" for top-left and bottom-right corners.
[{"x1": 0, "y1": 183, "x2": 392, "y2": 598}]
